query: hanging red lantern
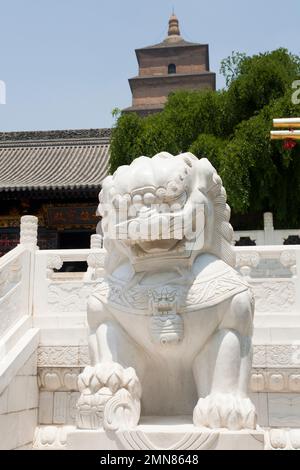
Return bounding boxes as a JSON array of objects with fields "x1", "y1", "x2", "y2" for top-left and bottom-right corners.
[{"x1": 283, "y1": 139, "x2": 297, "y2": 150}]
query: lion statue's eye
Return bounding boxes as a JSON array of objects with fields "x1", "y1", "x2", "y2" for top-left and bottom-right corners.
[
  {"x1": 165, "y1": 192, "x2": 187, "y2": 207},
  {"x1": 156, "y1": 188, "x2": 166, "y2": 200}
]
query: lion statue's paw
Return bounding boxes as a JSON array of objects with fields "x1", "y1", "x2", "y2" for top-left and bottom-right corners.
[
  {"x1": 76, "y1": 362, "x2": 142, "y2": 430},
  {"x1": 193, "y1": 393, "x2": 257, "y2": 430}
]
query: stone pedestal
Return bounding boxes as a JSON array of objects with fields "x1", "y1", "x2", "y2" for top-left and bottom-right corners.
[{"x1": 66, "y1": 417, "x2": 265, "y2": 450}]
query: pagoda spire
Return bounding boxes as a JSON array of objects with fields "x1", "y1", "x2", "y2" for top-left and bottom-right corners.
[{"x1": 168, "y1": 12, "x2": 181, "y2": 37}]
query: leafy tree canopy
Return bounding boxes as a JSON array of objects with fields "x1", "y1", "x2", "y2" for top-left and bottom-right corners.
[{"x1": 109, "y1": 48, "x2": 300, "y2": 227}]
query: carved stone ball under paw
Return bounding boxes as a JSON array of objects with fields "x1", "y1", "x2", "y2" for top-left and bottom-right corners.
[{"x1": 77, "y1": 362, "x2": 142, "y2": 431}]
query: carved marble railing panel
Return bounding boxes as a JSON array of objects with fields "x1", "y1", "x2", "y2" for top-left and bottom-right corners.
[
  {"x1": 0, "y1": 284, "x2": 22, "y2": 337},
  {"x1": 41, "y1": 249, "x2": 93, "y2": 265},
  {"x1": 33, "y1": 246, "x2": 300, "y2": 320},
  {"x1": 249, "y1": 278, "x2": 296, "y2": 313},
  {"x1": 235, "y1": 246, "x2": 299, "y2": 279},
  {"x1": 33, "y1": 249, "x2": 105, "y2": 317},
  {"x1": 235, "y1": 246, "x2": 299, "y2": 276},
  {"x1": 0, "y1": 254, "x2": 22, "y2": 298},
  {"x1": 47, "y1": 281, "x2": 97, "y2": 314},
  {"x1": 235, "y1": 246, "x2": 300, "y2": 314},
  {"x1": 0, "y1": 245, "x2": 32, "y2": 338}
]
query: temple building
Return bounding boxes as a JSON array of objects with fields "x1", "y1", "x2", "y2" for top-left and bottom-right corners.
[
  {"x1": 124, "y1": 14, "x2": 216, "y2": 116},
  {"x1": 0, "y1": 129, "x2": 110, "y2": 256}
]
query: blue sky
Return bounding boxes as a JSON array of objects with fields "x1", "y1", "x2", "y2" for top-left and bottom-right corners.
[{"x1": 0, "y1": 0, "x2": 299, "y2": 132}]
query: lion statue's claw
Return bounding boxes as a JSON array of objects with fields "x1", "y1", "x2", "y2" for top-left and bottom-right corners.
[{"x1": 193, "y1": 393, "x2": 257, "y2": 430}]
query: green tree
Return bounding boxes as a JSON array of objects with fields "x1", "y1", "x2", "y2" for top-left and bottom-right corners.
[
  {"x1": 226, "y1": 49, "x2": 300, "y2": 125},
  {"x1": 109, "y1": 48, "x2": 300, "y2": 227},
  {"x1": 109, "y1": 113, "x2": 144, "y2": 172},
  {"x1": 189, "y1": 134, "x2": 225, "y2": 169},
  {"x1": 220, "y1": 93, "x2": 300, "y2": 225},
  {"x1": 220, "y1": 51, "x2": 247, "y2": 87}
]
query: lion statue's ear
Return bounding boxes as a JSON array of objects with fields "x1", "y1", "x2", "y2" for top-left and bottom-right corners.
[
  {"x1": 180, "y1": 152, "x2": 198, "y2": 169},
  {"x1": 194, "y1": 158, "x2": 220, "y2": 196},
  {"x1": 191, "y1": 157, "x2": 235, "y2": 267}
]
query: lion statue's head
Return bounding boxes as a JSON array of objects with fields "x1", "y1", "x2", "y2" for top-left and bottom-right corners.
[{"x1": 98, "y1": 152, "x2": 235, "y2": 273}]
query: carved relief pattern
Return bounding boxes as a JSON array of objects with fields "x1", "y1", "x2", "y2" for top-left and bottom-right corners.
[
  {"x1": 79, "y1": 346, "x2": 90, "y2": 366},
  {"x1": 37, "y1": 344, "x2": 300, "y2": 369},
  {"x1": 46, "y1": 255, "x2": 63, "y2": 279},
  {"x1": 250, "y1": 280, "x2": 295, "y2": 312},
  {"x1": 280, "y1": 250, "x2": 296, "y2": 268},
  {"x1": 20, "y1": 215, "x2": 38, "y2": 245},
  {"x1": 280, "y1": 250, "x2": 297, "y2": 276},
  {"x1": 94, "y1": 281, "x2": 150, "y2": 311},
  {"x1": 185, "y1": 269, "x2": 249, "y2": 309},
  {"x1": 148, "y1": 288, "x2": 184, "y2": 345},
  {"x1": 94, "y1": 269, "x2": 249, "y2": 314},
  {"x1": 251, "y1": 369, "x2": 300, "y2": 392},
  {"x1": 37, "y1": 363, "x2": 300, "y2": 394},
  {"x1": 252, "y1": 345, "x2": 267, "y2": 368},
  {"x1": 118, "y1": 430, "x2": 220, "y2": 450},
  {"x1": 33, "y1": 426, "x2": 76, "y2": 450},
  {"x1": 38, "y1": 368, "x2": 81, "y2": 391},
  {"x1": 47, "y1": 255, "x2": 63, "y2": 271},
  {"x1": 266, "y1": 344, "x2": 300, "y2": 368},
  {"x1": 32, "y1": 425, "x2": 300, "y2": 450},
  {"x1": 47, "y1": 282, "x2": 95, "y2": 313},
  {"x1": 90, "y1": 234, "x2": 103, "y2": 249},
  {"x1": 266, "y1": 345, "x2": 292, "y2": 367},
  {"x1": 37, "y1": 346, "x2": 89, "y2": 367},
  {"x1": 265, "y1": 429, "x2": 300, "y2": 450},
  {"x1": 236, "y1": 252, "x2": 260, "y2": 268}
]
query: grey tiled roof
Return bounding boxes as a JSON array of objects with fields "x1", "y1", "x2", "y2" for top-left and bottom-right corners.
[{"x1": 0, "y1": 129, "x2": 111, "y2": 192}]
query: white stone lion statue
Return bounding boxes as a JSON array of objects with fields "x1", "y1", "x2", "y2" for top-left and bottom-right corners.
[{"x1": 77, "y1": 152, "x2": 257, "y2": 432}]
